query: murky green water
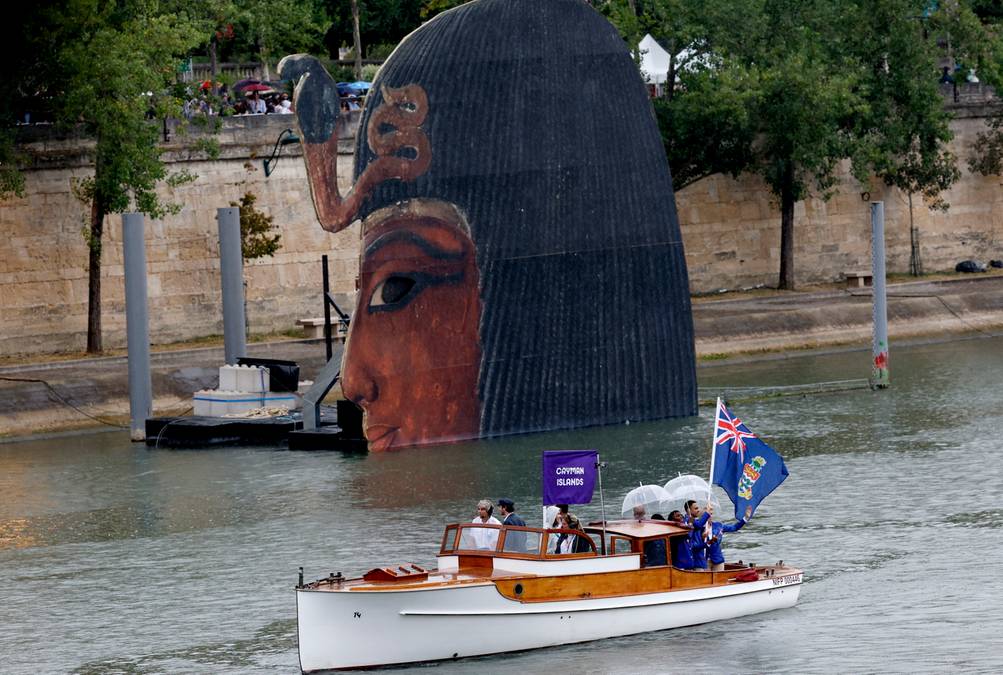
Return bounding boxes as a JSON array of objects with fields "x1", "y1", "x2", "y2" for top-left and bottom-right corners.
[{"x1": 2, "y1": 337, "x2": 1002, "y2": 673}]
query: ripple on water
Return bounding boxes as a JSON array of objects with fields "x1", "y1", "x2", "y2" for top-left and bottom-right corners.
[
  {"x1": 944, "y1": 509, "x2": 1003, "y2": 529},
  {"x1": 3, "y1": 336, "x2": 1003, "y2": 674},
  {"x1": 72, "y1": 619, "x2": 297, "y2": 674}
]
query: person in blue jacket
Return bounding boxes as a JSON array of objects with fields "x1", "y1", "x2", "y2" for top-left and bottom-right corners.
[
  {"x1": 706, "y1": 505, "x2": 751, "y2": 570},
  {"x1": 667, "y1": 510, "x2": 695, "y2": 569},
  {"x1": 707, "y1": 518, "x2": 746, "y2": 571},
  {"x1": 683, "y1": 500, "x2": 712, "y2": 570}
]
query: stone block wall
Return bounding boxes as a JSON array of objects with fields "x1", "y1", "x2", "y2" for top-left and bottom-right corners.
[
  {"x1": 677, "y1": 104, "x2": 1002, "y2": 292},
  {"x1": 1, "y1": 107, "x2": 1001, "y2": 356},
  {"x1": 1, "y1": 116, "x2": 358, "y2": 356}
]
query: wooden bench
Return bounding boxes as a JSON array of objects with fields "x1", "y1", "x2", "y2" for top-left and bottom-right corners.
[
  {"x1": 297, "y1": 317, "x2": 349, "y2": 340},
  {"x1": 844, "y1": 271, "x2": 873, "y2": 289}
]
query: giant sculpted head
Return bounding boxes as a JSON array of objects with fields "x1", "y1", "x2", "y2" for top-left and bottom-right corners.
[{"x1": 281, "y1": 0, "x2": 697, "y2": 452}]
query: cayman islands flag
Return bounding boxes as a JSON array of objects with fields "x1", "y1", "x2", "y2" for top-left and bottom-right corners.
[{"x1": 711, "y1": 398, "x2": 789, "y2": 521}]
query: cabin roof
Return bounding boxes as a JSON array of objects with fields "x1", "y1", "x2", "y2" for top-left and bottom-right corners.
[{"x1": 584, "y1": 519, "x2": 690, "y2": 538}]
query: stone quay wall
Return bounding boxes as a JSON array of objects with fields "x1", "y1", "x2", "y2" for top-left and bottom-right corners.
[
  {"x1": 678, "y1": 103, "x2": 1002, "y2": 291},
  {"x1": 2, "y1": 107, "x2": 1001, "y2": 357},
  {"x1": 1, "y1": 116, "x2": 358, "y2": 357}
]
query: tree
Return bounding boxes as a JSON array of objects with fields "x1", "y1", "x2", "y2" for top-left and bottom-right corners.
[
  {"x1": 230, "y1": 192, "x2": 282, "y2": 259},
  {"x1": 240, "y1": 0, "x2": 329, "y2": 79},
  {"x1": 844, "y1": 0, "x2": 962, "y2": 276},
  {"x1": 18, "y1": 1, "x2": 208, "y2": 352},
  {"x1": 598, "y1": 0, "x2": 759, "y2": 190},
  {"x1": 323, "y1": 0, "x2": 425, "y2": 59},
  {"x1": 604, "y1": 0, "x2": 964, "y2": 290},
  {"x1": 953, "y1": 1, "x2": 1003, "y2": 176},
  {"x1": 652, "y1": 63, "x2": 758, "y2": 191}
]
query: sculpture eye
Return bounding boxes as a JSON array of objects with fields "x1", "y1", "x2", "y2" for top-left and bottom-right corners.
[{"x1": 369, "y1": 275, "x2": 417, "y2": 310}]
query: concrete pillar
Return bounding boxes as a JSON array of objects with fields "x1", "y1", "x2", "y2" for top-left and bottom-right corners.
[
  {"x1": 217, "y1": 207, "x2": 246, "y2": 365},
  {"x1": 123, "y1": 213, "x2": 153, "y2": 441},
  {"x1": 870, "y1": 202, "x2": 889, "y2": 389}
]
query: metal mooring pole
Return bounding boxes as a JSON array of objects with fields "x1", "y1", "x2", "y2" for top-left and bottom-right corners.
[
  {"x1": 870, "y1": 202, "x2": 890, "y2": 389},
  {"x1": 217, "y1": 207, "x2": 247, "y2": 365},
  {"x1": 123, "y1": 213, "x2": 153, "y2": 441}
]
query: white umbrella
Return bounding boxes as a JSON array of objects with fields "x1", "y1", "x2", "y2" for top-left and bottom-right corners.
[
  {"x1": 663, "y1": 474, "x2": 721, "y2": 515},
  {"x1": 620, "y1": 483, "x2": 672, "y2": 518}
]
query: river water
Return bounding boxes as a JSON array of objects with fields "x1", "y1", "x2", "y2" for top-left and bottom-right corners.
[{"x1": 2, "y1": 336, "x2": 1002, "y2": 674}]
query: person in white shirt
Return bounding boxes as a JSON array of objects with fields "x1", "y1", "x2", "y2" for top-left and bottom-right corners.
[
  {"x1": 247, "y1": 92, "x2": 267, "y2": 114},
  {"x1": 469, "y1": 499, "x2": 501, "y2": 550}
]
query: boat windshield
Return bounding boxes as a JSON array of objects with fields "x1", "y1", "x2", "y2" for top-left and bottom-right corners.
[
  {"x1": 442, "y1": 524, "x2": 597, "y2": 557},
  {"x1": 457, "y1": 524, "x2": 503, "y2": 552}
]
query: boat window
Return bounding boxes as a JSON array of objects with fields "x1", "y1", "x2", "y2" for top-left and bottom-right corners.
[
  {"x1": 501, "y1": 529, "x2": 542, "y2": 555},
  {"x1": 611, "y1": 536, "x2": 633, "y2": 555},
  {"x1": 544, "y1": 529, "x2": 599, "y2": 555},
  {"x1": 457, "y1": 524, "x2": 501, "y2": 552},
  {"x1": 441, "y1": 524, "x2": 459, "y2": 553}
]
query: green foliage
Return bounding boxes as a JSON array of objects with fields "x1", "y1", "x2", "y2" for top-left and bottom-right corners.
[
  {"x1": 970, "y1": 114, "x2": 1003, "y2": 175},
  {"x1": 43, "y1": 4, "x2": 208, "y2": 219},
  {"x1": 929, "y1": 0, "x2": 1003, "y2": 88},
  {"x1": 8, "y1": 1, "x2": 212, "y2": 350},
  {"x1": 328, "y1": 64, "x2": 357, "y2": 81},
  {"x1": 602, "y1": 0, "x2": 971, "y2": 289},
  {"x1": 366, "y1": 43, "x2": 397, "y2": 60},
  {"x1": 230, "y1": 192, "x2": 282, "y2": 259},
  {"x1": 839, "y1": 0, "x2": 959, "y2": 210},
  {"x1": 0, "y1": 131, "x2": 25, "y2": 200},
  {"x1": 360, "y1": 63, "x2": 382, "y2": 81},
  {"x1": 181, "y1": 0, "x2": 329, "y2": 63},
  {"x1": 242, "y1": 0, "x2": 329, "y2": 64},
  {"x1": 653, "y1": 63, "x2": 758, "y2": 190},
  {"x1": 944, "y1": 1, "x2": 1003, "y2": 175},
  {"x1": 324, "y1": 0, "x2": 424, "y2": 57},
  {"x1": 419, "y1": 0, "x2": 466, "y2": 20}
]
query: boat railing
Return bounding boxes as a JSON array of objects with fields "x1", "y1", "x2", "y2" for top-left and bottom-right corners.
[{"x1": 440, "y1": 523, "x2": 599, "y2": 559}]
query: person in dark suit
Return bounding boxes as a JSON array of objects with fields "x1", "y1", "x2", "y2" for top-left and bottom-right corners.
[
  {"x1": 498, "y1": 498, "x2": 528, "y2": 551},
  {"x1": 642, "y1": 513, "x2": 668, "y2": 566}
]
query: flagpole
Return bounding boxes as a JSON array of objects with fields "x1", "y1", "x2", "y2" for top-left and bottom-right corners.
[
  {"x1": 596, "y1": 454, "x2": 608, "y2": 555},
  {"x1": 707, "y1": 397, "x2": 722, "y2": 508}
]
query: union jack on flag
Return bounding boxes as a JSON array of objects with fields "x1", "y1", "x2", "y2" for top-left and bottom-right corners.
[{"x1": 714, "y1": 400, "x2": 757, "y2": 460}]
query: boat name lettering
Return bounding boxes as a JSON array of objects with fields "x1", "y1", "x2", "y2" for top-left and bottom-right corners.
[
  {"x1": 555, "y1": 467, "x2": 586, "y2": 475},
  {"x1": 772, "y1": 573, "x2": 802, "y2": 587}
]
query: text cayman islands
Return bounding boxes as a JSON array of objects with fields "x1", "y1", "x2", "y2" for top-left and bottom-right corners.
[{"x1": 555, "y1": 466, "x2": 586, "y2": 487}]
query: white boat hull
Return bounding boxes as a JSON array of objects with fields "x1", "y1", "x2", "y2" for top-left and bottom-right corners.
[{"x1": 297, "y1": 573, "x2": 802, "y2": 671}]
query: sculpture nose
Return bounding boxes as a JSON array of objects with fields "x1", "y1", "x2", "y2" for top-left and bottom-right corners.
[
  {"x1": 343, "y1": 373, "x2": 378, "y2": 407},
  {"x1": 340, "y1": 342, "x2": 378, "y2": 406}
]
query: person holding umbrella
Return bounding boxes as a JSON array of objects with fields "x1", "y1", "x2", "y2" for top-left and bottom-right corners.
[{"x1": 247, "y1": 91, "x2": 266, "y2": 114}]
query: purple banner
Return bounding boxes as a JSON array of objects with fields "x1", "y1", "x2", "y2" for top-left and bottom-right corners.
[{"x1": 542, "y1": 450, "x2": 599, "y2": 505}]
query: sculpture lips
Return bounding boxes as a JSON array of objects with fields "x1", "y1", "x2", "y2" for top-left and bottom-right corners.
[{"x1": 366, "y1": 425, "x2": 399, "y2": 452}]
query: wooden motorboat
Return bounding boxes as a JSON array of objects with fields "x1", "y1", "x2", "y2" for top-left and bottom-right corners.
[{"x1": 296, "y1": 520, "x2": 803, "y2": 671}]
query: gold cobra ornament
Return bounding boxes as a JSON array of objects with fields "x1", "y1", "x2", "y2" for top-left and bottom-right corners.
[{"x1": 302, "y1": 84, "x2": 431, "y2": 234}]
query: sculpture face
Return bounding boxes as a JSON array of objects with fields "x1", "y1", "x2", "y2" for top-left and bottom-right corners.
[
  {"x1": 340, "y1": 200, "x2": 482, "y2": 451},
  {"x1": 283, "y1": 0, "x2": 698, "y2": 453}
]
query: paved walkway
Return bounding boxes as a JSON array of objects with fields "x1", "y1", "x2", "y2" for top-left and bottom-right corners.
[{"x1": 0, "y1": 341, "x2": 341, "y2": 438}]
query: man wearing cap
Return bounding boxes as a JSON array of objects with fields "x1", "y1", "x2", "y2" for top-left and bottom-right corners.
[{"x1": 498, "y1": 498, "x2": 527, "y2": 551}]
